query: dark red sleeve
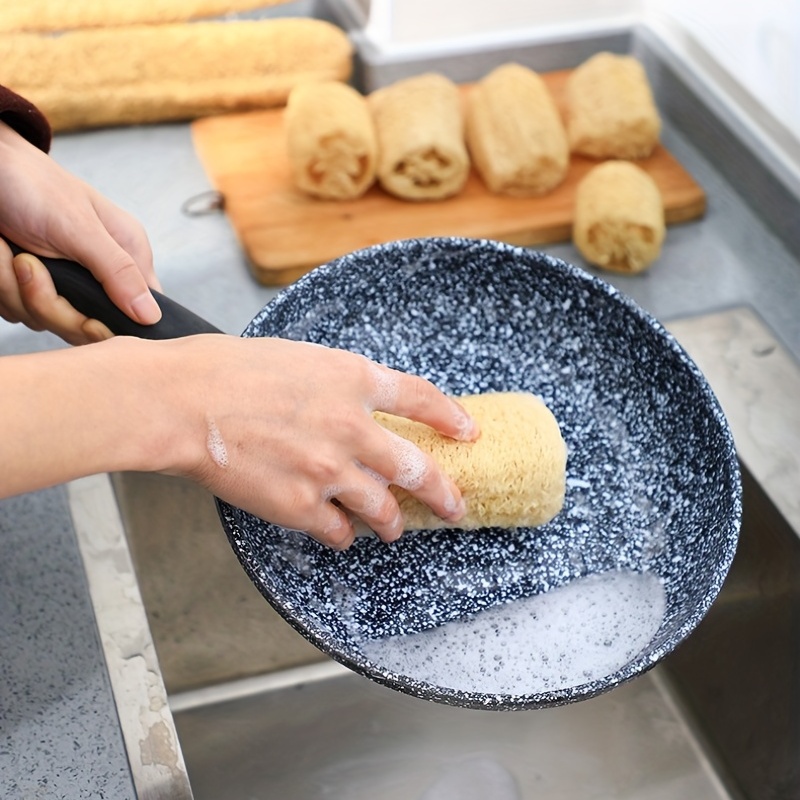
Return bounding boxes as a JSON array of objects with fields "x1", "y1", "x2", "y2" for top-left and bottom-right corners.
[{"x1": 0, "y1": 85, "x2": 52, "y2": 153}]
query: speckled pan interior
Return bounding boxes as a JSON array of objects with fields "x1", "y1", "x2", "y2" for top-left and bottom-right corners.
[{"x1": 216, "y1": 237, "x2": 741, "y2": 710}]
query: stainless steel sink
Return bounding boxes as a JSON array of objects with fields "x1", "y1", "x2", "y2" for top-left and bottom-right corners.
[
  {"x1": 116, "y1": 462, "x2": 724, "y2": 800},
  {"x1": 107, "y1": 452, "x2": 798, "y2": 800},
  {"x1": 168, "y1": 663, "x2": 724, "y2": 800}
]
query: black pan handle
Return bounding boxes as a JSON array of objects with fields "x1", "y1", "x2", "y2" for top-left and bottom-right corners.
[{"x1": 4, "y1": 239, "x2": 221, "y2": 338}]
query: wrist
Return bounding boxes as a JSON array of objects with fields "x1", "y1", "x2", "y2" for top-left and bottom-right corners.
[{"x1": 93, "y1": 335, "x2": 209, "y2": 477}]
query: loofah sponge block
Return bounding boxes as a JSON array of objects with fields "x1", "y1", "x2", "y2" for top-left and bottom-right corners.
[
  {"x1": 375, "y1": 392, "x2": 567, "y2": 531},
  {"x1": 369, "y1": 73, "x2": 470, "y2": 201},
  {"x1": 573, "y1": 160, "x2": 666, "y2": 273},
  {"x1": 285, "y1": 81, "x2": 377, "y2": 200}
]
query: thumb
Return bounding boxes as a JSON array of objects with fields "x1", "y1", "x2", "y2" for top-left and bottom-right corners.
[{"x1": 70, "y1": 230, "x2": 162, "y2": 325}]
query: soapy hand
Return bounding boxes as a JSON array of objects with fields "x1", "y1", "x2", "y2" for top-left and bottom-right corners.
[
  {"x1": 153, "y1": 336, "x2": 480, "y2": 548},
  {"x1": 0, "y1": 121, "x2": 161, "y2": 343}
]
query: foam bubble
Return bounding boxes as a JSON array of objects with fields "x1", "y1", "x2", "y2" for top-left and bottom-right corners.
[
  {"x1": 206, "y1": 418, "x2": 229, "y2": 468},
  {"x1": 357, "y1": 484, "x2": 387, "y2": 518},
  {"x1": 356, "y1": 461, "x2": 390, "y2": 488},
  {"x1": 368, "y1": 363, "x2": 399, "y2": 410},
  {"x1": 387, "y1": 431, "x2": 428, "y2": 490},
  {"x1": 358, "y1": 569, "x2": 666, "y2": 695}
]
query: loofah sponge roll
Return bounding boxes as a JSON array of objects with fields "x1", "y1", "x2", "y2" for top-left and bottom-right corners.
[
  {"x1": 0, "y1": 0, "x2": 293, "y2": 33},
  {"x1": 1, "y1": 18, "x2": 353, "y2": 131},
  {"x1": 375, "y1": 392, "x2": 567, "y2": 531},
  {"x1": 573, "y1": 160, "x2": 666, "y2": 273},
  {"x1": 565, "y1": 52, "x2": 661, "y2": 160},
  {"x1": 285, "y1": 81, "x2": 377, "y2": 200}
]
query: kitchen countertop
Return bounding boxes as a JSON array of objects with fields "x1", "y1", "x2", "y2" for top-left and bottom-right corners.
[{"x1": 1, "y1": 24, "x2": 799, "y2": 799}]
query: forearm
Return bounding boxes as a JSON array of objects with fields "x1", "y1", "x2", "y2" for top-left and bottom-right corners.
[{"x1": 0, "y1": 337, "x2": 193, "y2": 497}]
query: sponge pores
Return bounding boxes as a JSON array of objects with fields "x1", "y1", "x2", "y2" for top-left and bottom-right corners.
[{"x1": 374, "y1": 392, "x2": 567, "y2": 531}]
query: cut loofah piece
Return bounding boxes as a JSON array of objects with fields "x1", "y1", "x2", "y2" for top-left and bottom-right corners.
[
  {"x1": 285, "y1": 81, "x2": 377, "y2": 200},
  {"x1": 565, "y1": 52, "x2": 661, "y2": 160},
  {"x1": 375, "y1": 392, "x2": 567, "y2": 531},
  {"x1": 573, "y1": 160, "x2": 666, "y2": 273},
  {"x1": 465, "y1": 62, "x2": 569, "y2": 196},
  {"x1": 368, "y1": 73, "x2": 470, "y2": 201}
]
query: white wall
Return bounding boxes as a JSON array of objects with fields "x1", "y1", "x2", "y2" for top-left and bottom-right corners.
[
  {"x1": 386, "y1": 0, "x2": 640, "y2": 41},
  {"x1": 356, "y1": 0, "x2": 799, "y2": 135},
  {"x1": 644, "y1": 0, "x2": 800, "y2": 135},
  {"x1": 373, "y1": 0, "x2": 638, "y2": 45}
]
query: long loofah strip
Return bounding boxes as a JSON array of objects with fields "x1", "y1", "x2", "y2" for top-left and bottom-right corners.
[{"x1": 1, "y1": 19, "x2": 353, "y2": 131}]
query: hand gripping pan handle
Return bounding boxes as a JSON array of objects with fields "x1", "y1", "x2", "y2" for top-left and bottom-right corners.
[{"x1": 4, "y1": 239, "x2": 221, "y2": 338}]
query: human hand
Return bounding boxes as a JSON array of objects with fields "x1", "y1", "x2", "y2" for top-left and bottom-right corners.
[
  {"x1": 0, "y1": 244, "x2": 115, "y2": 344},
  {"x1": 1, "y1": 334, "x2": 480, "y2": 548},
  {"x1": 147, "y1": 336, "x2": 480, "y2": 549},
  {"x1": 0, "y1": 121, "x2": 162, "y2": 335}
]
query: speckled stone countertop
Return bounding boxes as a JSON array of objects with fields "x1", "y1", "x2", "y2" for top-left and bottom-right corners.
[
  {"x1": 1, "y1": 22, "x2": 799, "y2": 799},
  {"x1": 0, "y1": 489, "x2": 135, "y2": 798}
]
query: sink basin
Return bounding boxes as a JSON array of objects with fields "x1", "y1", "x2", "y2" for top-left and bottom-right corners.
[
  {"x1": 169, "y1": 663, "x2": 720, "y2": 800},
  {"x1": 109, "y1": 460, "x2": 798, "y2": 800},
  {"x1": 110, "y1": 471, "x2": 325, "y2": 695}
]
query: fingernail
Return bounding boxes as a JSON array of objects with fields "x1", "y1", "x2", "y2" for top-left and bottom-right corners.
[
  {"x1": 454, "y1": 404, "x2": 480, "y2": 441},
  {"x1": 82, "y1": 319, "x2": 115, "y2": 342},
  {"x1": 386, "y1": 510, "x2": 405, "y2": 541},
  {"x1": 13, "y1": 257, "x2": 33, "y2": 285},
  {"x1": 130, "y1": 290, "x2": 162, "y2": 325},
  {"x1": 443, "y1": 484, "x2": 466, "y2": 520}
]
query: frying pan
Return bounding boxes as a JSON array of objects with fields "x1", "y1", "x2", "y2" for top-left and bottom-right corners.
[{"x1": 12, "y1": 236, "x2": 741, "y2": 710}]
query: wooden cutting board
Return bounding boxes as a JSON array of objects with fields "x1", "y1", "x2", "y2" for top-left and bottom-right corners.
[{"x1": 191, "y1": 69, "x2": 706, "y2": 286}]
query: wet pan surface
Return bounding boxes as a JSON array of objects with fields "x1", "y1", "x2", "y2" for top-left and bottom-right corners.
[{"x1": 216, "y1": 237, "x2": 741, "y2": 710}]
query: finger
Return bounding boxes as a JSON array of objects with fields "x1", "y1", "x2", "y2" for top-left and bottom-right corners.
[
  {"x1": 14, "y1": 253, "x2": 95, "y2": 345},
  {"x1": 67, "y1": 227, "x2": 162, "y2": 325},
  {"x1": 384, "y1": 429, "x2": 466, "y2": 524},
  {"x1": 91, "y1": 195, "x2": 162, "y2": 292},
  {"x1": 357, "y1": 425, "x2": 466, "y2": 527},
  {"x1": 0, "y1": 240, "x2": 35, "y2": 325},
  {"x1": 369, "y1": 363, "x2": 480, "y2": 442},
  {"x1": 306, "y1": 504, "x2": 356, "y2": 550},
  {"x1": 327, "y1": 468, "x2": 404, "y2": 543},
  {"x1": 81, "y1": 317, "x2": 115, "y2": 342}
]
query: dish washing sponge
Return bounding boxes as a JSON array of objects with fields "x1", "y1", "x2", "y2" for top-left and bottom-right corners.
[{"x1": 375, "y1": 392, "x2": 567, "y2": 531}]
